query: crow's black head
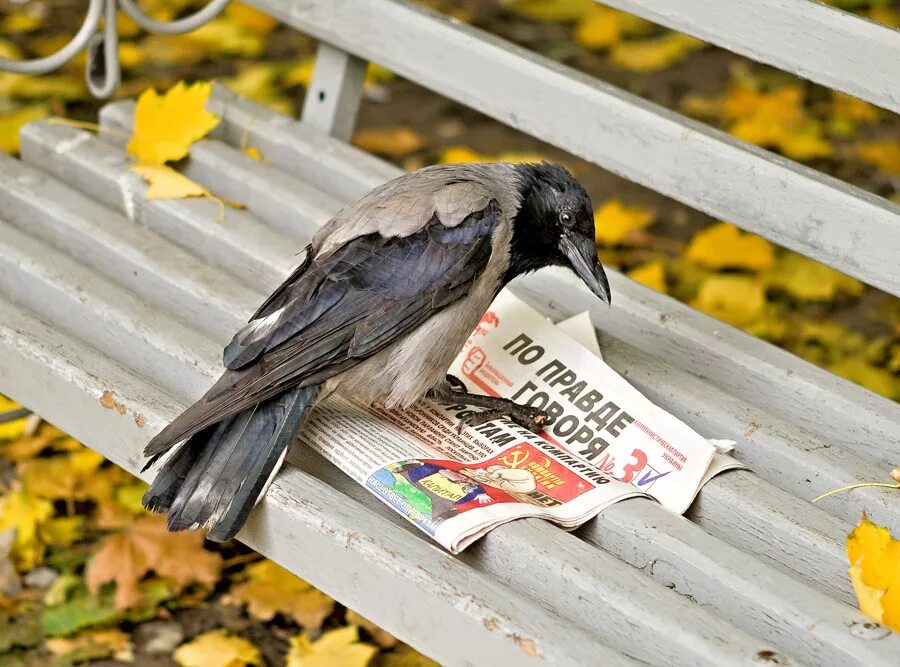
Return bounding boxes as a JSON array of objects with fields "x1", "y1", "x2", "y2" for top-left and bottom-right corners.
[{"x1": 507, "y1": 162, "x2": 610, "y2": 303}]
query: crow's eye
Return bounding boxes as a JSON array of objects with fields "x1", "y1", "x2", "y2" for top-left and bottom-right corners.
[{"x1": 560, "y1": 211, "x2": 573, "y2": 226}]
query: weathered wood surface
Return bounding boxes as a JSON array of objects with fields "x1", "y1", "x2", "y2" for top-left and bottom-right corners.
[
  {"x1": 301, "y1": 41, "x2": 368, "y2": 141},
  {"x1": 245, "y1": 0, "x2": 900, "y2": 298},
  {"x1": 0, "y1": 112, "x2": 896, "y2": 662},
  {"x1": 598, "y1": 0, "x2": 900, "y2": 112}
]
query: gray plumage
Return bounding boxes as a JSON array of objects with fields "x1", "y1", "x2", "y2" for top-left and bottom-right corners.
[{"x1": 142, "y1": 162, "x2": 609, "y2": 541}]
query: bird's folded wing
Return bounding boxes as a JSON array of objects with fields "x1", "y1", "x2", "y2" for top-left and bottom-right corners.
[{"x1": 145, "y1": 200, "x2": 500, "y2": 456}]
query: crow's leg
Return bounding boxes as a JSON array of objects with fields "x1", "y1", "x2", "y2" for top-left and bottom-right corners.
[{"x1": 429, "y1": 375, "x2": 552, "y2": 434}]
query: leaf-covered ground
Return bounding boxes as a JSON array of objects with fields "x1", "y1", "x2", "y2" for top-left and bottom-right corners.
[{"x1": 1, "y1": 0, "x2": 899, "y2": 662}]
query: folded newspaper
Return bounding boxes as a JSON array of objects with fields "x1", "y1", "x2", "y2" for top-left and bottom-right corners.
[{"x1": 299, "y1": 289, "x2": 742, "y2": 552}]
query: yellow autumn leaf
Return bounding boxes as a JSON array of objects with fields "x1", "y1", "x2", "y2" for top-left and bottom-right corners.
[
  {"x1": 827, "y1": 91, "x2": 881, "y2": 138},
  {"x1": 127, "y1": 81, "x2": 220, "y2": 164},
  {"x1": 286, "y1": 626, "x2": 378, "y2": 667},
  {"x1": 0, "y1": 103, "x2": 50, "y2": 154},
  {"x1": 131, "y1": 163, "x2": 212, "y2": 201},
  {"x1": 574, "y1": 6, "x2": 652, "y2": 50},
  {"x1": 1, "y1": 12, "x2": 43, "y2": 33},
  {"x1": 856, "y1": 139, "x2": 900, "y2": 175},
  {"x1": 46, "y1": 628, "x2": 134, "y2": 662},
  {"x1": 594, "y1": 199, "x2": 655, "y2": 246},
  {"x1": 20, "y1": 448, "x2": 105, "y2": 501},
  {"x1": 766, "y1": 253, "x2": 864, "y2": 302},
  {"x1": 868, "y1": 6, "x2": 900, "y2": 28},
  {"x1": 353, "y1": 127, "x2": 429, "y2": 157},
  {"x1": 39, "y1": 516, "x2": 84, "y2": 547},
  {"x1": 346, "y1": 610, "x2": 397, "y2": 649},
  {"x1": 829, "y1": 357, "x2": 898, "y2": 400},
  {"x1": 224, "y1": 63, "x2": 293, "y2": 115},
  {"x1": 225, "y1": 2, "x2": 279, "y2": 34},
  {"x1": 610, "y1": 33, "x2": 705, "y2": 73},
  {"x1": 375, "y1": 644, "x2": 441, "y2": 667},
  {"x1": 0, "y1": 396, "x2": 28, "y2": 441},
  {"x1": 0, "y1": 490, "x2": 53, "y2": 570},
  {"x1": 691, "y1": 275, "x2": 765, "y2": 327},
  {"x1": 846, "y1": 518, "x2": 900, "y2": 632},
  {"x1": 627, "y1": 260, "x2": 666, "y2": 292},
  {"x1": 224, "y1": 560, "x2": 334, "y2": 628},
  {"x1": 186, "y1": 17, "x2": 266, "y2": 58},
  {"x1": 502, "y1": 0, "x2": 594, "y2": 23},
  {"x1": 175, "y1": 630, "x2": 262, "y2": 667},
  {"x1": 685, "y1": 222, "x2": 774, "y2": 272}
]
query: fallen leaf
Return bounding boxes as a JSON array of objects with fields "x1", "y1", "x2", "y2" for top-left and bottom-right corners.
[
  {"x1": 127, "y1": 81, "x2": 220, "y2": 164},
  {"x1": 131, "y1": 163, "x2": 211, "y2": 200},
  {"x1": 353, "y1": 127, "x2": 428, "y2": 157},
  {"x1": 502, "y1": 0, "x2": 593, "y2": 23},
  {"x1": 225, "y1": 2, "x2": 279, "y2": 34},
  {"x1": 685, "y1": 222, "x2": 774, "y2": 272},
  {"x1": 575, "y1": 6, "x2": 652, "y2": 50},
  {"x1": 20, "y1": 449, "x2": 105, "y2": 501},
  {"x1": 594, "y1": 199, "x2": 655, "y2": 246},
  {"x1": 847, "y1": 517, "x2": 900, "y2": 631},
  {"x1": 610, "y1": 33, "x2": 705, "y2": 72},
  {"x1": 38, "y1": 517, "x2": 84, "y2": 548},
  {"x1": 224, "y1": 560, "x2": 334, "y2": 628},
  {"x1": 0, "y1": 104, "x2": 50, "y2": 154},
  {"x1": 0, "y1": 13, "x2": 42, "y2": 33},
  {"x1": 346, "y1": 610, "x2": 397, "y2": 648},
  {"x1": 827, "y1": 92, "x2": 881, "y2": 138},
  {"x1": 46, "y1": 628, "x2": 133, "y2": 663},
  {"x1": 244, "y1": 146, "x2": 263, "y2": 161},
  {"x1": 868, "y1": 6, "x2": 900, "y2": 27},
  {"x1": 765, "y1": 253, "x2": 864, "y2": 302},
  {"x1": 0, "y1": 491, "x2": 53, "y2": 570},
  {"x1": 174, "y1": 630, "x2": 261, "y2": 667},
  {"x1": 373, "y1": 644, "x2": 441, "y2": 667},
  {"x1": 856, "y1": 139, "x2": 900, "y2": 175},
  {"x1": 285, "y1": 626, "x2": 378, "y2": 667},
  {"x1": 829, "y1": 357, "x2": 898, "y2": 400},
  {"x1": 0, "y1": 396, "x2": 28, "y2": 441},
  {"x1": 627, "y1": 260, "x2": 666, "y2": 292},
  {"x1": 691, "y1": 275, "x2": 765, "y2": 327},
  {"x1": 86, "y1": 515, "x2": 222, "y2": 610},
  {"x1": 224, "y1": 63, "x2": 293, "y2": 115}
]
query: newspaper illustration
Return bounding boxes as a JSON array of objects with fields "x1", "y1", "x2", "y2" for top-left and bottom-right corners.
[{"x1": 299, "y1": 289, "x2": 742, "y2": 552}]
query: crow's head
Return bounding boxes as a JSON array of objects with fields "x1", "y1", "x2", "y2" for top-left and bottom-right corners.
[{"x1": 509, "y1": 162, "x2": 610, "y2": 304}]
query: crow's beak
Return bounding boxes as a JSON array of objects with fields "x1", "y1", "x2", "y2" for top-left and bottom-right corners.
[{"x1": 560, "y1": 233, "x2": 611, "y2": 305}]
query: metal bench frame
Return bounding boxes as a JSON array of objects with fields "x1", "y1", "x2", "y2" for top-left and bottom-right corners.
[{"x1": 1, "y1": 1, "x2": 899, "y2": 665}]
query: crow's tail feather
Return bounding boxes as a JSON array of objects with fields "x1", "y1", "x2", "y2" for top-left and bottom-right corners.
[{"x1": 142, "y1": 385, "x2": 321, "y2": 542}]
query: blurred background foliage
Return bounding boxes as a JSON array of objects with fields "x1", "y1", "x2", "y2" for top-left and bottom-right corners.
[{"x1": 0, "y1": 1, "x2": 898, "y2": 664}]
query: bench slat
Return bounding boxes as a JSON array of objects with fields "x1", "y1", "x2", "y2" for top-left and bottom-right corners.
[
  {"x1": 145, "y1": 90, "x2": 900, "y2": 470},
  {"x1": 246, "y1": 0, "x2": 900, "y2": 297},
  {"x1": 0, "y1": 300, "x2": 636, "y2": 667},
  {"x1": 599, "y1": 0, "x2": 900, "y2": 113}
]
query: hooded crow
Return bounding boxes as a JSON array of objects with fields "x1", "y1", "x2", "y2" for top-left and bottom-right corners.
[{"x1": 142, "y1": 162, "x2": 610, "y2": 541}]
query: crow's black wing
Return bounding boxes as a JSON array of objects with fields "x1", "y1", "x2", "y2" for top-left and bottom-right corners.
[{"x1": 145, "y1": 201, "x2": 499, "y2": 456}]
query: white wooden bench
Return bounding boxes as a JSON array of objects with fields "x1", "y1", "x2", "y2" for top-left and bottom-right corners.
[{"x1": 1, "y1": 1, "x2": 899, "y2": 664}]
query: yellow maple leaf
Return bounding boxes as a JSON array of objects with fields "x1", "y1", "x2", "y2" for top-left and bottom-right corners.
[
  {"x1": 86, "y1": 515, "x2": 222, "y2": 609},
  {"x1": 594, "y1": 199, "x2": 655, "y2": 246},
  {"x1": 574, "y1": 6, "x2": 652, "y2": 50},
  {"x1": 0, "y1": 490, "x2": 53, "y2": 570},
  {"x1": 224, "y1": 64, "x2": 293, "y2": 115},
  {"x1": 0, "y1": 104, "x2": 50, "y2": 154},
  {"x1": 224, "y1": 560, "x2": 334, "y2": 628},
  {"x1": 847, "y1": 517, "x2": 900, "y2": 632},
  {"x1": 20, "y1": 448, "x2": 105, "y2": 501},
  {"x1": 610, "y1": 33, "x2": 705, "y2": 73},
  {"x1": 175, "y1": 630, "x2": 261, "y2": 667},
  {"x1": 502, "y1": 0, "x2": 594, "y2": 23},
  {"x1": 1, "y1": 12, "x2": 43, "y2": 33},
  {"x1": 856, "y1": 139, "x2": 900, "y2": 175},
  {"x1": 829, "y1": 357, "x2": 898, "y2": 400},
  {"x1": 691, "y1": 275, "x2": 765, "y2": 327},
  {"x1": 131, "y1": 163, "x2": 212, "y2": 201},
  {"x1": 685, "y1": 222, "x2": 774, "y2": 272},
  {"x1": 346, "y1": 610, "x2": 397, "y2": 649},
  {"x1": 286, "y1": 626, "x2": 378, "y2": 667},
  {"x1": 376, "y1": 644, "x2": 441, "y2": 667},
  {"x1": 0, "y1": 396, "x2": 28, "y2": 441},
  {"x1": 766, "y1": 253, "x2": 864, "y2": 302},
  {"x1": 827, "y1": 91, "x2": 881, "y2": 138},
  {"x1": 353, "y1": 127, "x2": 429, "y2": 157},
  {"x1": 186, "y1": 17, "x2": 266, "y2": 58},
  {"x1": 46, "y1": 628, "x2": 133, "y2": 662},
  {"x1": 225, "y1": 2, "x2": 279, "y2": 33},
  {"x1": 127, "y1": 81, "x2": 220, "y2": 164},
  {"x1": 39, "y1": 516, "x2": 84, "y2": 547},
  {"x1": 627, "y1": 260, "x2": 666, "y2": 292}
]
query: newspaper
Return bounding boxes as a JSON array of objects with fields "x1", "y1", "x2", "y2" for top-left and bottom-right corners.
[{"x1": 299, "y1": 289, "x2": 742, "y2": 552}]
